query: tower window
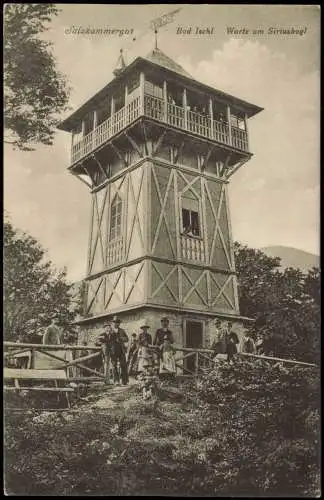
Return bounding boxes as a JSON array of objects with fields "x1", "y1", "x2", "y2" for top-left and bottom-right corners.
[
  {"x1": 110, "y1": 194, "x2": 122, "y2": 241},
  {"x1": 181, "y1": 196, "x2": 200, "y2": 237}
]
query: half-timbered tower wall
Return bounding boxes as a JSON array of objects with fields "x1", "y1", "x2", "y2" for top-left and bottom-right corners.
[
  {"x1": 59, "y1": 48, "x2": 263, "y2": 345},
  {"x1": 84, "y1": 130, "x2": 240, "y2": 325},
  {"x1": 147, "y1": 158, "x2": 239, "y2": 317}
]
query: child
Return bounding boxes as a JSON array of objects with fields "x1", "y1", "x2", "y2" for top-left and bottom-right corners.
[{"x1": 159, "y1": 335, "x2": 176, "y2": 378}]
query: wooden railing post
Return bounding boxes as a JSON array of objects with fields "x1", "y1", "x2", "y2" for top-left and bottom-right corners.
[
  {"x1": 183, "y1": 88, "x2": 187, "y2": 130},
  {"x1": 30, "y1": 349, "x2": 35, "y2": 369},
  {"x1": 226, "y1": 105, "x2": 232, "y2": 146},
  {"x1": 244, "y1": 113, "x2": 249, "y2": 152},
  {"x1": 81, "y1": 120, "x2": 85, "y2": 157},
  {"x1": 93, "y1": 110, "x2": 97, "y2": 150},
  {"x1": 140, "y1": 72, "x2": 145, "y2": 115},
  {"x1": 209, "y1": 97, "x2": 214, "y2": 139},
  {"x1": 195, "y1": 351, "x2": 199, "y2": 377},
  {"x1": 163, "y1": 81, "x2": 167, "y2": 121},
  {"x1": 103, "y1": 346, "x2": 110, "y2": 385}
]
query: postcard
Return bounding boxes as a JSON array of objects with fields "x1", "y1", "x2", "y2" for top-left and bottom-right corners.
[{"x1": 4, "y1": 4, "x2": 320, "y2": 497}]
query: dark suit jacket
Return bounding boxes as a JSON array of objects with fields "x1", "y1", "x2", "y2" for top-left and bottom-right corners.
[{"x1": 153, "y1": 328, "x2": 174, "y2": 346}]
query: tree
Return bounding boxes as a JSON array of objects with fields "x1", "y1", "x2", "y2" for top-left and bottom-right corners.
[
  {"x1": 193, "y1": 359, "x2": 320, "y2": 496},
  {"x1": 4, "y1": 4, "x2": 70, "y2": 151},
  {"x1": 234, "y1": 242, "x2": 320, "y2": 363},
  {"x1": 4, "y1": 218, "x2": 80, "y2": 343}
]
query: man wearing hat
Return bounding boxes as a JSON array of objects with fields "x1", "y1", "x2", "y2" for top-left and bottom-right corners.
[
  {"x1": 153, "y1": 317, "x2": 174, "y2": 347},
  {"x1": 138, "y1": 322, "x2": 153, "y2": 347},
  {"x1": 109, "y1": 315, "x2": 129, "y2": 385},
  {"x1": 43, "y1": 317, "x2": 63, "y2": 345},
  {"x1": 153, "y1": 317, "x2": 174, "y2": 368},
  {"x1": 211, "y1": 318, "x2": 226, "y2": 356},
  {"x1": 226, "y1": 322, "x2": 239, "y2": 363}
]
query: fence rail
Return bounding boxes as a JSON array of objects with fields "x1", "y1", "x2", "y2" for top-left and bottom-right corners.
[
  {"x1": 4, "y1": 342, "x2": 317, "y2": 387},
  {"x1": 4, "y1": 342, "x2": 107, "y2": 382}
]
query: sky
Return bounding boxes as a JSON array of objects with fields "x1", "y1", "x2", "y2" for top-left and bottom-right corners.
[{"x1": 4, "y1": 4, "x2": 320, "y2": 281}]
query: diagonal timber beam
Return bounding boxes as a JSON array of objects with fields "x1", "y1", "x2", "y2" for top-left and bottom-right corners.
[
  {"x1": 126, "y1": 169, "x2": 145, "y2": 258},
  {"x1": 174, "y1": 141, "x2": 184, "y2": 164},
  {"x1": 92, "y1": 153, "x2": 110, "y2": 181},
  {"x1": 153, "y1": 130, "x2": 167, "y2": 156},
  {"x1": 74, "y1": 173, "x2": 92, "y2": 188},
  {"x1": 181, "y1": 267, "x2": 208, "y2": 306},
  {"x1": 219, "y1": 153, "x2": 231, "y2": 177},
  {"x1": 82, "y1": 165, "x2": 95, "y2": 186},
  {"x1": 201, "y1": 146, "x2": 214, "y2": 172},
  {"x1": 151, "y1": 263, "x2": 178, "y2": 302},
  {"x1": 110, "y1": 141, "x2": 127, "y2": 167},
  {"x1": 124, "y1": 131, "x2": 143, "y2": 158},
  {"x1": 141, "y1": 122, "x2": 149, "y2": 156},
  {"x1": 225, "y1": 157, "x2": 250, "y2": 179}
]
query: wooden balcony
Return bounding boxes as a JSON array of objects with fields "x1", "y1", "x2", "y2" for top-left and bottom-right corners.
[
  {"x1": 70, "y1": 94, "x2": 249, "y2": 166},
  {"x1": 181, "y1": 234, "x2": 205, "y2": 262},
  {"x1": 107, "y1": 237, "x2": 123, "y2": 266}
]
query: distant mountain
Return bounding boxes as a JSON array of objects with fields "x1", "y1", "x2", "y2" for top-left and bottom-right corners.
[{"x1": 261, "y1": 246, "x2": 319, "y2": 273}]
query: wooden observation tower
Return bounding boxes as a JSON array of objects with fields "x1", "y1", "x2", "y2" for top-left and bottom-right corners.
[{"x1": 58, "y1": 46, "x2": 263, "y2": 347}]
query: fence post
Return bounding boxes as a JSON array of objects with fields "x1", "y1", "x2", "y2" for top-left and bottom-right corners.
[
  {"x1": 103, "y1": 347, "x2": 110, "y2": 385},
  {"x1": 195, "y1": 351, "x2": 199, "y2": 377},
  {"x1": 30, "y1": 349, "x2": 35, "y2": 369}
]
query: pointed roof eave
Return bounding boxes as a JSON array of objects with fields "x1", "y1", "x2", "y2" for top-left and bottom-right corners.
[
  {"x1": 144, "y1": 48, "x2": 192, "y2": 79},
  {"x1": 113, "y1": 49, "x2": 126, "y2": 77}
]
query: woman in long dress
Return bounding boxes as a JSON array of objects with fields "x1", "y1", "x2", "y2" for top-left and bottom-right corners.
[
  {"x1": 159, "y1": 335, "x2": 176, "y2": 378},
  {"x1": 137, "y1": 323, "x2": 154, "y2": 374}
]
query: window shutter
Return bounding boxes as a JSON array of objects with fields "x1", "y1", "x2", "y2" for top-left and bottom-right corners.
[{"x1": 182, "y1": 196, "x2": 199, "y2": 212}]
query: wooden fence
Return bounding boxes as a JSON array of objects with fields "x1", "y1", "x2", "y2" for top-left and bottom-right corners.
[
  {"x1": 4, "y1": 341, "x2": 317, "y2": 385},
  {"x1": 4, "y1": 342, "x2": 109, "y2": 383}
]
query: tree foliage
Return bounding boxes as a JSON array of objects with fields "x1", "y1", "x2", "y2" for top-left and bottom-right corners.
[
  {"x1": 4, "y1": 218, "x2": 80, "y2": 342},
  {"x1": 191, "y1": 360, "x2": 320, "y2": 496},
  {"x1": 4, "y1": 4, "x2": 70, "y2": 150},
  {"x1": 234, "y1": 242, "x2": 320, "y2": 363}
]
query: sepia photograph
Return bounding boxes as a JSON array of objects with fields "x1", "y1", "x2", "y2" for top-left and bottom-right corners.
[{"x1": 4, "y1": 4, "x2": 320, "y2": 496}]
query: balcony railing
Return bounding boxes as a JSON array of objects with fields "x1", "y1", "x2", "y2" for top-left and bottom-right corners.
[
  {"x1": 71, "y1": 97, "x2": 141, "y2": 164},
  {"x1": 71, "y1": 94, "x2": 249, "y2": 165},
  {"x1": 107, "y1": 237, "x2": 123, "y2": 266},
  {"x1": 181, "y1": 234, "x2": 205, "y2": 262}
]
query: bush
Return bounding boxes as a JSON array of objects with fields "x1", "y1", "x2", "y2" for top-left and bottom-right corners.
[{"x1": 4, "y1": 359, "x2": 320, "y2": 496}]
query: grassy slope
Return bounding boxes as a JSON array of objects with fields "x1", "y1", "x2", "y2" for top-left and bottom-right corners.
[
  {"x1": 4, "y1": 364, "x2": 321, "y2": 497},
  {"x1": 4, "y1": 382, "x2": 212, "y2": 496}
]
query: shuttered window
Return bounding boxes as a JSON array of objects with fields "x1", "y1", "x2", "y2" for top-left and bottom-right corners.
[{"x1": 110, "y1": 195, "x2": 122, "y2": 241}]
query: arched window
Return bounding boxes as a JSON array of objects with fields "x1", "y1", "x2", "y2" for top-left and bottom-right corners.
[
  {"x1": 110, "y1": 194, "x2": 122, "y2": 241},
  {"x1": 181, "y1": 192, "x2": 201, "y2": 237}
]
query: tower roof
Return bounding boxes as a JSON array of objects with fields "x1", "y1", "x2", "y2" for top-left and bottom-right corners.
[
  {"x1": 144, "y1": 48, "x2": 192, "y2": 79},
  {"x1": 58, "y1": 49, "x2": 263, "y2": 132}
]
